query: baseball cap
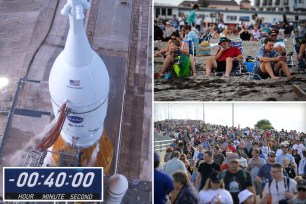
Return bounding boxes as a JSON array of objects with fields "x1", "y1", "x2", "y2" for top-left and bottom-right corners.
[
  {"x1": 238, "y1": 189, "x2": 253, "y2": 204},
  {"x1": 268, "y1": 151, "x2": 276, "y2": 157},
  {"x1": 166, "y1": 21, "x2": 171, "y2": 25},
  {"x1": 209, "y1": 171, "x2": 222, "y2": 183},
  {"x1": 297, "y1": 179, "x2": 306, "y2": 189},
  {"x1": 227, "y1": 153, "x2": 240, "y2": 163}
]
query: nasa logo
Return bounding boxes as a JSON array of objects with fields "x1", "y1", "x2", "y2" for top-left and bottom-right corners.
[{"x1": 68, "y1": 116, "x2": 83, "y2": 123}]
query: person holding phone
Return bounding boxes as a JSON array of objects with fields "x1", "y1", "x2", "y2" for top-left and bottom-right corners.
[
  {"x1": 205, "y1": 37, "x2": 243, "y2": 78},
  {"x1": 253, "y1": 37, "x2": 295, "y2": 80}
]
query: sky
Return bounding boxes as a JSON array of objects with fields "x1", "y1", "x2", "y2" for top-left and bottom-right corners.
[{"x1": 154, "y1": 103, "x2": 306, "y2": 132}]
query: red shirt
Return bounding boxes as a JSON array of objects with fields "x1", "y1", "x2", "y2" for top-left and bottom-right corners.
[{"x1": 216, "y1": 46, "x2": 241, "y2": 61}]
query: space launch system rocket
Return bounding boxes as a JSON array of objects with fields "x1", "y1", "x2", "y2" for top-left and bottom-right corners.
[{"x1": 48, "y1": 0, "x2": 113, "y2": 172}]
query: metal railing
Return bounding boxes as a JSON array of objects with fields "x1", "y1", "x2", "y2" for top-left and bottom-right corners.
[{"x1": 154, "y1": 139, "x2": 173, "y2": 152}]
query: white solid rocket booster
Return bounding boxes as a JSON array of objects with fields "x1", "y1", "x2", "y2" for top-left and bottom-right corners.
[{"x1": 49, "y1": 0, "x2": 109, "y2": 148}]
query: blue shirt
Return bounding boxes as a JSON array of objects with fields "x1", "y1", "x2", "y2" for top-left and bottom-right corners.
[
  {"x1": 254, "y1": 46, "x2": 280, "y2": 72},
  {"x1": 186, "y1": 31, "x2": 199, "y2": 44},
  {"x1": 187, "y1": 10, "x2": 196, "y2": 25},
  {"x1": 154, "y1": 169, "x2": 174, "y2": 204}
]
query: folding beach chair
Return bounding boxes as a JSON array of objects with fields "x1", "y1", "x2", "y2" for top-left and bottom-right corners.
[
  {"x1": 213, "y1": 38, "x2": 245, "y2": 76},
  {"x1": 293, "y1": 35, "x2": 306, "y2": 72},
  {"x1": 199, "y1": 31, "x2": 212, "y2": 43}
]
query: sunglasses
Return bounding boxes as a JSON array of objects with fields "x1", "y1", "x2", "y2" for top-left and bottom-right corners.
[
  {"x1": 269, "y1": 155, "x2": 276, "y2": 157},
  {"x1": 271, "y1": 35, "x2": 277, "y2": 37},
  {"x1": 298, "y1": 188, "x2": 306, "y2": 192}
]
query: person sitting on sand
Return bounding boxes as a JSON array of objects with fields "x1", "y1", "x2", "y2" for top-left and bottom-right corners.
[
  {"x1": 239, "y1": 25, "x2": 252, "y2": 41},
  {"x1": 251, "y1": 25, "x2": 261, "y2": 41},
  {"x1": 182, "y1": 25, "x2": 199, "y2": 45},
  {"x1": 158, "y1": 39, "x2": 196, "y2": 77},
  {"x1": 269, "y1": 30, "x2": 286, "y2": 56},
  {"x1": 162, "y1": 22, "x2": 175, "y2": 41},
  {"x1": 154, "y1": 31, "x2": 182, "y2": 58},
  {"x1": 254, "y1": 37, "x2": 295, "y2": 80},
  {"x1": 205, "y1": 37, "x2": 243, "y2": 78},
  {"x1": 297, "y1": 32, "x2": 306, "y2": 66}
]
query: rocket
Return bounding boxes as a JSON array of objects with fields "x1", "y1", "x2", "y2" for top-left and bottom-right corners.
[{"x1": 48, "y1": 0, "x2": 113, "y2": 172}]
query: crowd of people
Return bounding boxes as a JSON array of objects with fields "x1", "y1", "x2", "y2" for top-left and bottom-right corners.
[
  {"x1": 154, "y1": 119, "x2": 306, "y2": 204},
  {"x1": 154, "y1": 4, "x2": 306, "y2": 81}
]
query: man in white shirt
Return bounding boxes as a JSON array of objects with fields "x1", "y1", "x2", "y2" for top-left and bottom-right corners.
[
  {"x1": 164, "y1": 151, "x2": 187, "y2": 176},
  {"x1": 261, "y1": 163, "x2": 297, "y2": 204},
  {"x1": 292, "y1": 140, "x2": 306, "y2": 157}
]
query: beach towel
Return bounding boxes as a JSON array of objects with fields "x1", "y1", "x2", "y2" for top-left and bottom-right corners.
[{"x1": 173, "y1": 55, "x2": 191, "y2": 78}]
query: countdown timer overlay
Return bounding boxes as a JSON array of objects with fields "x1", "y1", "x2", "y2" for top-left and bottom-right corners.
[{"x1": 3, "y1": 167, "x2": 103, "y2": 201}]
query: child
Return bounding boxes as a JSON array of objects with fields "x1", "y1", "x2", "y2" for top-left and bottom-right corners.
[{"x1": 238, "y1": 189, "x2": 254, "y2": 204}]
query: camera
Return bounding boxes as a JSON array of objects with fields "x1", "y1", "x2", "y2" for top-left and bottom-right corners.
[{"x1": 279, "y1": 199, "x2": 288, "y2": 204}]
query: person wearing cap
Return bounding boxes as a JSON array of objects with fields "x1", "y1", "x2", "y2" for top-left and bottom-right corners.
[
  {"x1": 291, "y1": 148, "x2": 302, "y2": 168},
  {"x1": 253, "y1": 36, "x2": 295, "y2": 80},
  {"x1": 205, "y1": 37, "x2": 243, "y2": 78},
  {"x1": 222, "y1": 153, "x2": 255, "y2": 204},
  {"x1": 288, "y1": 179, "x2": 306, "y2": 203},
  {"x1": 261, "y1": 163, "x2": 297, "y2": 204},
  {"x1": 196, "y1": 150, "x2": 221, "y2": 191},
  {"x1": 238, "y1": 189, "x2": 254, "y2": 204},
  {"x1": 199, "y1": 171, "x2": 234, "y2": 204},
  {"x1": 276, "y1": 143, "x2": 297, "y2": 169},
  {"x1": 163, "y1": 21, "x2": 174, "y2": 41},
  {"x1": 154, "y1": 152, "x2": 174, "y2": 204},
  {"x1": 171, "y1": 171, "x2": 199, "y2": 204}
]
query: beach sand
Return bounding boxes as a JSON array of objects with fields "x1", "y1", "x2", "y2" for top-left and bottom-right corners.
[{"x1": 154, "y1": 37, "x2": 306, "y2": 101}]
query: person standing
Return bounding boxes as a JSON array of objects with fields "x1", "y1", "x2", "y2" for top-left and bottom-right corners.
[
  {"x1": 199, "y1": 171, "x2": 234, "y2": 204},
  {"x1": 164, "y1": 151, "x2": 187, "y2": 176},
  {"x1": 187, "y1": 4, "x2": 199, "y2": 27},
  {"x1": 288, "y1": 179, "x2": 306, "y2": 204},
  {"x1": 172, "y1": 171, "x2": 199, "y2": 204},
  {"x1": 154, "y1": 152, "x2": 174, "y2": 204},
  {"x1": 247, "y1": 148, "x2": 266, "y2": 196},
  {"x1": 196, "y1": 150, "x2": 221, "y2": 191},
  {"x1": 213, "y1": 145, "x2": 225, "y2": 166},
  {"x1": 260, "y1": 163, "x2": 297, "y2": 204},
  {"x1": 222, "y1": 153, "x2": 255, "y2": 204}
]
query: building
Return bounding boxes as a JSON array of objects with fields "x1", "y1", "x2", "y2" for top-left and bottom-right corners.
[
  {"x1": 240, "y1": 0, "x2": 253, "y2": 10},
  {"x1": 255, "y1": 0, "x2": 306, "y2": 12},
  {"x1": 207, "y1": 0, "x2": 240, "y2": 10}
]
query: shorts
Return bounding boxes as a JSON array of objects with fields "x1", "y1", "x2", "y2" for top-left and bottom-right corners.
[
  {"x1": 255, "y1": 64, "x2": 278, "y2": 79},
  {"x1": 216, "y1": 60, "x2": 239, "y2": 72}
]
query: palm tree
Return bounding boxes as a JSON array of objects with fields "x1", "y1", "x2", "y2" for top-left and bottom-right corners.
[{"x1": 255, "y1": 119, "x2": 274, "y2": 130}]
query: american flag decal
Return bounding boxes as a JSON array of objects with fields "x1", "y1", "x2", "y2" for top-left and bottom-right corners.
[{"x1": 69, "y1": 80, "x2": 80, "y2": 86}]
